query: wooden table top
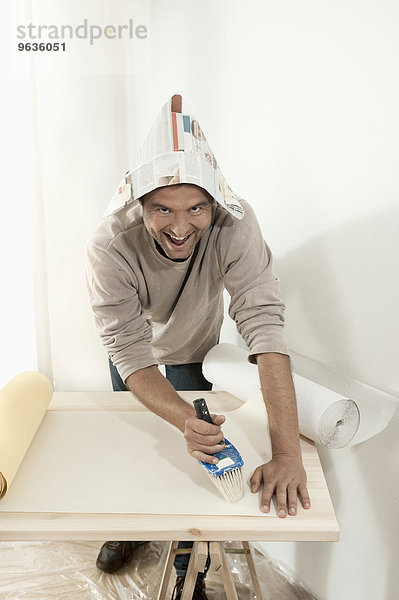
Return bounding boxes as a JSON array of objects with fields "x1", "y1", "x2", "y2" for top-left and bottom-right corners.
[{"x1": 0, "y1": 391, "x2": 339, "y2": 542}]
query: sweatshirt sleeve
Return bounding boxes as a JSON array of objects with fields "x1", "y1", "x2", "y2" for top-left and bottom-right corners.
[
  {"x1": 85, "y1": 239, "x2": 158, "y2": 382},
  {"x1": 218, "y1": 202, "x2": 289, "y2": 362}
]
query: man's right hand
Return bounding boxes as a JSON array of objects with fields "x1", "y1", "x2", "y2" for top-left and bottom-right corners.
[
  {"x1": 125, "y1": 366, "x2": 226, "y2": 463},
  {"x1": 184, "y1": 414, "x2": 226, "y2": 464}
]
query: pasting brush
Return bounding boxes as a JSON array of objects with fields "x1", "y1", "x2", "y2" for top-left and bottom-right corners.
[{"x1": 193, "y1": 397, "x2": 245, "y2": 503}]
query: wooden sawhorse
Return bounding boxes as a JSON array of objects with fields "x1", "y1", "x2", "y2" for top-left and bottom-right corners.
[{"x1": 157, "y1": 540, "x2": 263, "y2": 600}]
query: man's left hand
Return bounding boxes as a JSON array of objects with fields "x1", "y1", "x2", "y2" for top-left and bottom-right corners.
[{"x1": 250, "y1": 455, "x2": 311, "y2": 517}]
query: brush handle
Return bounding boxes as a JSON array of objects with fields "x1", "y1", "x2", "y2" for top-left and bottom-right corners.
[
  {"x1": 193, "y1": 398, "x2": 213, "y2": 423},
  {"x1": 193, "y1": 398, "x2": 224, "y2": 444}
]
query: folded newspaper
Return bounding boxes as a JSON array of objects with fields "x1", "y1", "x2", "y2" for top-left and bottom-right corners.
[{"x1": 103, "y1": 94, "x2": 245, "y2": 220}]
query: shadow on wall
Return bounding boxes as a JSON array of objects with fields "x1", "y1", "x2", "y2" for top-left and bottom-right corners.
[
  {"x1": 282, "y1": 409, "x2": 399, "y2": 600},
  {"x1": 273, "y1": 206, "x2": 399, "y2": 600},
  {"x1": 278, "y1": 205, "x2": 398, "y2": 394}
]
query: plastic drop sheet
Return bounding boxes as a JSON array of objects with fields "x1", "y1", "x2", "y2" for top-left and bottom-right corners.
[{"x1": 0, "y1": 540, "x2": 317, "y2": 599}]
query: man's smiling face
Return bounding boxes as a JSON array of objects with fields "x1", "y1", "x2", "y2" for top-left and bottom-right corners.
[{"x1": 140, "y1": 184, "x2": 213, "y2": 260}]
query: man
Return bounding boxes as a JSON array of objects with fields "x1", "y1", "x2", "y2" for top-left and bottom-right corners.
[{"x1": 86, "y1": 95, "x2": 310, "y2": 599}]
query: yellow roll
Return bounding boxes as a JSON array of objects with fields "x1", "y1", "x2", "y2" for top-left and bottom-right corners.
[{"x1": 0, "y1": 371, "x2": 53, "y2": 499}]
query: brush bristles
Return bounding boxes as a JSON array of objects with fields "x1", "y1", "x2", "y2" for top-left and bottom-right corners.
[{"x1": 208, "y1": 467, "x2": 245, "y2": 503}]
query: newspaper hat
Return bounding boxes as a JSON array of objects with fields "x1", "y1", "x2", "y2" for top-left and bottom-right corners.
[{"x1": 103, "y1": 94, "x2": 245, "y2": 220}]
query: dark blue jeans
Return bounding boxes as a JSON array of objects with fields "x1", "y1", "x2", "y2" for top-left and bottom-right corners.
[{"x1": 108, "y1": 359, "x2": 212, "y2": 577}]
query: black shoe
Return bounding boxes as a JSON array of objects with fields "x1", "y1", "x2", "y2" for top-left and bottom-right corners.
[
  {"x1": 171, "y1": 575, "x2": 207, "y2": 600},
  {"x1": 96, "y1": 541, "x2": 145, "y2": 573}
]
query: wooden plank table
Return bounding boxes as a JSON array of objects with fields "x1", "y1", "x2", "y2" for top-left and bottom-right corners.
[{"x1": 0, "y1": 391, "x2": 339, "y2": 543}]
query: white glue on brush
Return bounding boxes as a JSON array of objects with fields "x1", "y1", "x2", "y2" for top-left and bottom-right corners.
[{"x1": 193, "y1": 398, "x2": 245, "y2": 503}]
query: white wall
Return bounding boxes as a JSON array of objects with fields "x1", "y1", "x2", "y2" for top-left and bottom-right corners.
[{"x1": 22, "y1": 1, "x2": 399, "y2": 599}]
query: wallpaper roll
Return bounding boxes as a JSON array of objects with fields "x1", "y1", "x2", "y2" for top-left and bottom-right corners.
[
  {"x1": 203, "y1": 343, "x2": 361, "y2": 448},
  {"x1": 0, "y1": 371, "x2": 53, "y2": 499}
]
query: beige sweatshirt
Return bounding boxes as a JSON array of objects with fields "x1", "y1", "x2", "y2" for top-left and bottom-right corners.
[{"x1": 85, "y1": 199, "x2": 289, "y2": 383}]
